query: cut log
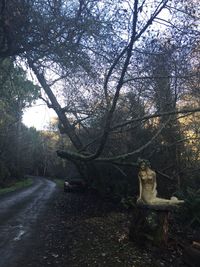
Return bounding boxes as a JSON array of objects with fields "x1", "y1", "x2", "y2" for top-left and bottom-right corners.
[{"x1": 129, "y1": 203, "x2": 179, "y2": 246}]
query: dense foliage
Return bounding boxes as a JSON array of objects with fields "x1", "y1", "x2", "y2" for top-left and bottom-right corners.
[{"x1": 0, "y1": 59, "x2": 66, "y2": 185}]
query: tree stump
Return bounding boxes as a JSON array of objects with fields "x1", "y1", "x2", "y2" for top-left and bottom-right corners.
[{"x1": 129, "y1": 203, "x2": 179, "y2": 246}]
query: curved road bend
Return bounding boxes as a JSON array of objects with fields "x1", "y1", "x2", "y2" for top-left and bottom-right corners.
[{"x1": 0, "y1": 177, "x2": 56, "y2": 267}]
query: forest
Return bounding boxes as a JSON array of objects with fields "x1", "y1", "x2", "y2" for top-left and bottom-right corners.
[
  {"x1": 0, "y1": 1, "x2": 200, "y2": 266},
  {"x1": 0, "y1": 0, "x2": 200, "y2": 223}
]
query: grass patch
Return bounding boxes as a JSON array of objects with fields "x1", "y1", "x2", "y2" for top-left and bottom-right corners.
[
  {"x1": 52, "y1": 178, "x2": 64, "y2": 188},
  {"x1": 0, "y1": 178, "x2": 33, "y2": 195}
]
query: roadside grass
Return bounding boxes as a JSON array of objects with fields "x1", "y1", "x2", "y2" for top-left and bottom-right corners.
[
  {"x1": 52, "y1": 178, "x2": 64, "y2": 188},
  {"x1": 0, "y1": 178, "x2": 33, "y2": 195}
]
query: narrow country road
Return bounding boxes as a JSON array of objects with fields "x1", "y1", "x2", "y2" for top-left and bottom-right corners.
[{"x1": 0, "y1": 177, "x2": 56, "y2": 267}]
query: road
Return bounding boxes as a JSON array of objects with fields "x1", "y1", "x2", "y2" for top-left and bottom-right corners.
[{"x1": 0, "y1": 177, "x2": 56, "y2": 267}]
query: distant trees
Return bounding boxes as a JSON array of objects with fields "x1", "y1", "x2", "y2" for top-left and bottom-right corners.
[{"x1": 0, "y1": 59, "x2": 39, "y2": 185}]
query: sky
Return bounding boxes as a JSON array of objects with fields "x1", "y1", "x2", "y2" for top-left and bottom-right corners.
[
  {"x1": 22, "y1": 99, "x2": 56, "y2": 130},
  {"x1": 21, "y1": 60, "x2": 57, "y2": 130}
]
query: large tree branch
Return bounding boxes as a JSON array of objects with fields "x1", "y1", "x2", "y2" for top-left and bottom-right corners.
[
  {"x1": 89, "y1": 0, "x2": 140, "y2": 160},
  {"x1": 28, "y1": 60, "x2": 83, "y2": 150},
  {"x1": 103, "y1": 46, "x2": 128, "y2": 106},
  {"x1": 95, "y1": 116, "x2": 171, "y2": 162},
  {"x1": 57, "y1": 117, "x2": 170, "y2": 162},
  {"x1": 134, "y1": 0, "x2": 168, "y2": 42},
  {"x1": 123, "y1": 74, "x2": 198, "y2": 84},
  {"x1": 103, "y1": 1, "x2": 169, "y2": 102},
  {"x1": 90, "y1": 0, "x2": 169, "y2": 161},
  {"x1": 75, "y1": 107, "x2": 200, "y2": 153},
  {"x1": 111, "y1": 107, "x2": 200, "y2": 131}
]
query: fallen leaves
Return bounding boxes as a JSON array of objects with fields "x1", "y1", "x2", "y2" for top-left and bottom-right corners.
[{"x1": 16, "y1": 190, "x2": 188, "y2": 267}]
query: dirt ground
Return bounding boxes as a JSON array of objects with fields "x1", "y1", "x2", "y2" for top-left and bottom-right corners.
[{"x1": 15, "y1": 188, "x2": 190, "y2": 267}]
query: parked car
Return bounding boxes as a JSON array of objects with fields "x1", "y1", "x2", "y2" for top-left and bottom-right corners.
[{"x1": 64, "y1": 178, "x2": 87, "y2": 193}]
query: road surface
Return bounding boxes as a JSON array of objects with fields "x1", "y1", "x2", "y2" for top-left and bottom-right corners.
[{"x1": 0, "y1": 177, "x2": 56, "y2": 267}]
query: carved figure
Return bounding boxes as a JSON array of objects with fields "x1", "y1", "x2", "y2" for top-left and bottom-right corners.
[{"x1": 137, "y1": 159, "x2": 184, "y2": 205}]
